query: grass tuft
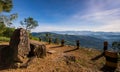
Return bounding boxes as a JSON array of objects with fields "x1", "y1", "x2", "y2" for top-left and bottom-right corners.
[{"x1": 0, "y1": 36, "x2": 10, "y2": 42}]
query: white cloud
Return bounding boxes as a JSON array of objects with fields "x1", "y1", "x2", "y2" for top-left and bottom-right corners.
[
  {"x1": 95, "y1": 20, "x2": 120, "y2": 32},
  {"x1": 86, "y1": 0, "x2": 120, "y2": 13},
  {"x1": 80, "y1": 8, "x2": 120, "y2": 21},
  {"x1": 66, "y1": 8, "x2": 120, "y2": 32}
]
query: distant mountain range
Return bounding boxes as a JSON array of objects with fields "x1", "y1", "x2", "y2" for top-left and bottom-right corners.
[
  {"x1": 32, "y1": 31, "x2": 120, "y2": 50},
  {"x1": 52, "y1": 31, "x2": 120, "y2": 44},
  {"x1": 52, "y1": 31, "x2": 120, "y2": 36}
]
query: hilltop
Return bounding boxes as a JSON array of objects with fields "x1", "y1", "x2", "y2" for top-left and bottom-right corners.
[{"x1": 0, "y1": 40, "x2": 120, "y2": 72}]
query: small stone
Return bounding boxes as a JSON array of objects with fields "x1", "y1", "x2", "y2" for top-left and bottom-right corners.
[{"x1": 47, "y1": 50, "x2": 56, "y2": 54}]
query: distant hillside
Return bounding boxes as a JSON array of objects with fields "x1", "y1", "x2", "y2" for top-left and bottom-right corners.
[
  {"x1": 52, "y1": 31, "x2": 120, "y2": 46},
  {"x1": 52, "y1": 31, "x2": 120, "y2": 36},
  {"x1": 31, "y1": 32, "x2": 105, "y2": 50}
]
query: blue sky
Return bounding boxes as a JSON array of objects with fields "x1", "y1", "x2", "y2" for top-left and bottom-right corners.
[{"x1": 8, "y1": 0, "x2": 120, "y2": 32}]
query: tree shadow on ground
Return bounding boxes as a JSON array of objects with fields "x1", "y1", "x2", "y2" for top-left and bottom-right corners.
[
  {"x1": 91, "y1": 52, "x2": 116, "y2": 72},
  {"x1": 64, "y1": 48, "x2": 79, "y2": 53},
  {"x1": 91, "y1": 52, "x2": 104, "y2": 61},
  {"x1": 50, "y1": 45, "x2": 62, "y2": 48},
  {"x1": 0, "y1": 58, "x2": 34, "y2": 71}
]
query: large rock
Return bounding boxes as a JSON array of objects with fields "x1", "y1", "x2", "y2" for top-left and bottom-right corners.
[
  {"x1": 9, "y1": 28, "x2": 30, "y2": 63},
  {"x1": 34, "y1": 44, "x2": 46, "y2": 58},
  {"x1": 29, "y1": 43, "x2": 46, "y2": 58}
]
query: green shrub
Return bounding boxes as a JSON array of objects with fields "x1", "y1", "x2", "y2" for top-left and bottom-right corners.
[
  {"x1": 0, "y1": 36, "x2": 10, "y2": 42},
  {"x1": 3, "y1": 27, "x2": 15, "y2": 37},
  {"x1": 31, "y1": 36, "x2": 39, "y2": 41},
  {"x1": 112, "y1": 41, "x2": 120, "y2": 52}
]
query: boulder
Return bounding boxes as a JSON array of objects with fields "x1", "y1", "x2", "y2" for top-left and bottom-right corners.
[
  {"x1": 29, "y1": 43, "x2": 46, "y2": 58},
  {"x1": 34, "y1": 44, "x2": 46, "y2": 58}
]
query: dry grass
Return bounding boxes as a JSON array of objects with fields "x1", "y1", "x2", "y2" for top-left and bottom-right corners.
[{"x1": 0, "y1": 40, "x2": 120, "y2": 72}]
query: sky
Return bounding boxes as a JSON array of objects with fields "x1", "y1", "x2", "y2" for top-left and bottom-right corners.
[{"x1": 7, "y1": 0, "x2": 120, "y2": 32}]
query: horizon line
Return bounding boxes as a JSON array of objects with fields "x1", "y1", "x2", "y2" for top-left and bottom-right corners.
[{"x1": 32, "y1": 30, "x2": 120, "y2": 33}]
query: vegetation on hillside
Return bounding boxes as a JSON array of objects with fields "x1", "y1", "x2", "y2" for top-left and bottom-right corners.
[
  {"x1": 0, "y1": 27, "x2": 15, "y2": 42},
  {"x1": 0, "y1": 36, "x2": 10, "y2": 42},
  {"x1": 0, "y1": 0, "x2": 16, "y2": 42},
  {"x1": 112, "y1": 41, "x2": 120, "y2": 52}
]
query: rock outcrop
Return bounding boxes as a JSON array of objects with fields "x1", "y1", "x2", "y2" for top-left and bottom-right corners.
[{"x1": 9, "y1": 28, "x2": 30, "y2": 63}]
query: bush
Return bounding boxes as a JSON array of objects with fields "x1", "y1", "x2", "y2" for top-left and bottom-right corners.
[
  {"x1": 112, "y1": 41, "x2": 120, "y2": 52},
  {"x1": 3, "y1": 27, "x2": 15, "y2": 37},
  {"x1": 0, "y1": 36, "x2": 10, "y2": 42},
  {"x1": 0, "y1": 22, "x2": 6, "y2": 36}
]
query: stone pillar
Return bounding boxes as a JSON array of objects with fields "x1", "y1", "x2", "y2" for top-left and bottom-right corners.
[
  {"x1": 76, "y1": 40, "x2": 80, "y2": 49},
  {"x1": 48, "y1": 37, "x2": 52, "y2": 44},
  {"x1": 104, "y1": 41, "x2": 108, "y2": 51},
  {"x1": 61, "y1": 39, "x2": 65, "y2": 46}
]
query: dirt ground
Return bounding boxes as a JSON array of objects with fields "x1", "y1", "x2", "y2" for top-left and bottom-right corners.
[{"x1": 0, "y1": 40, "x2": 120, "y2": 72}]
